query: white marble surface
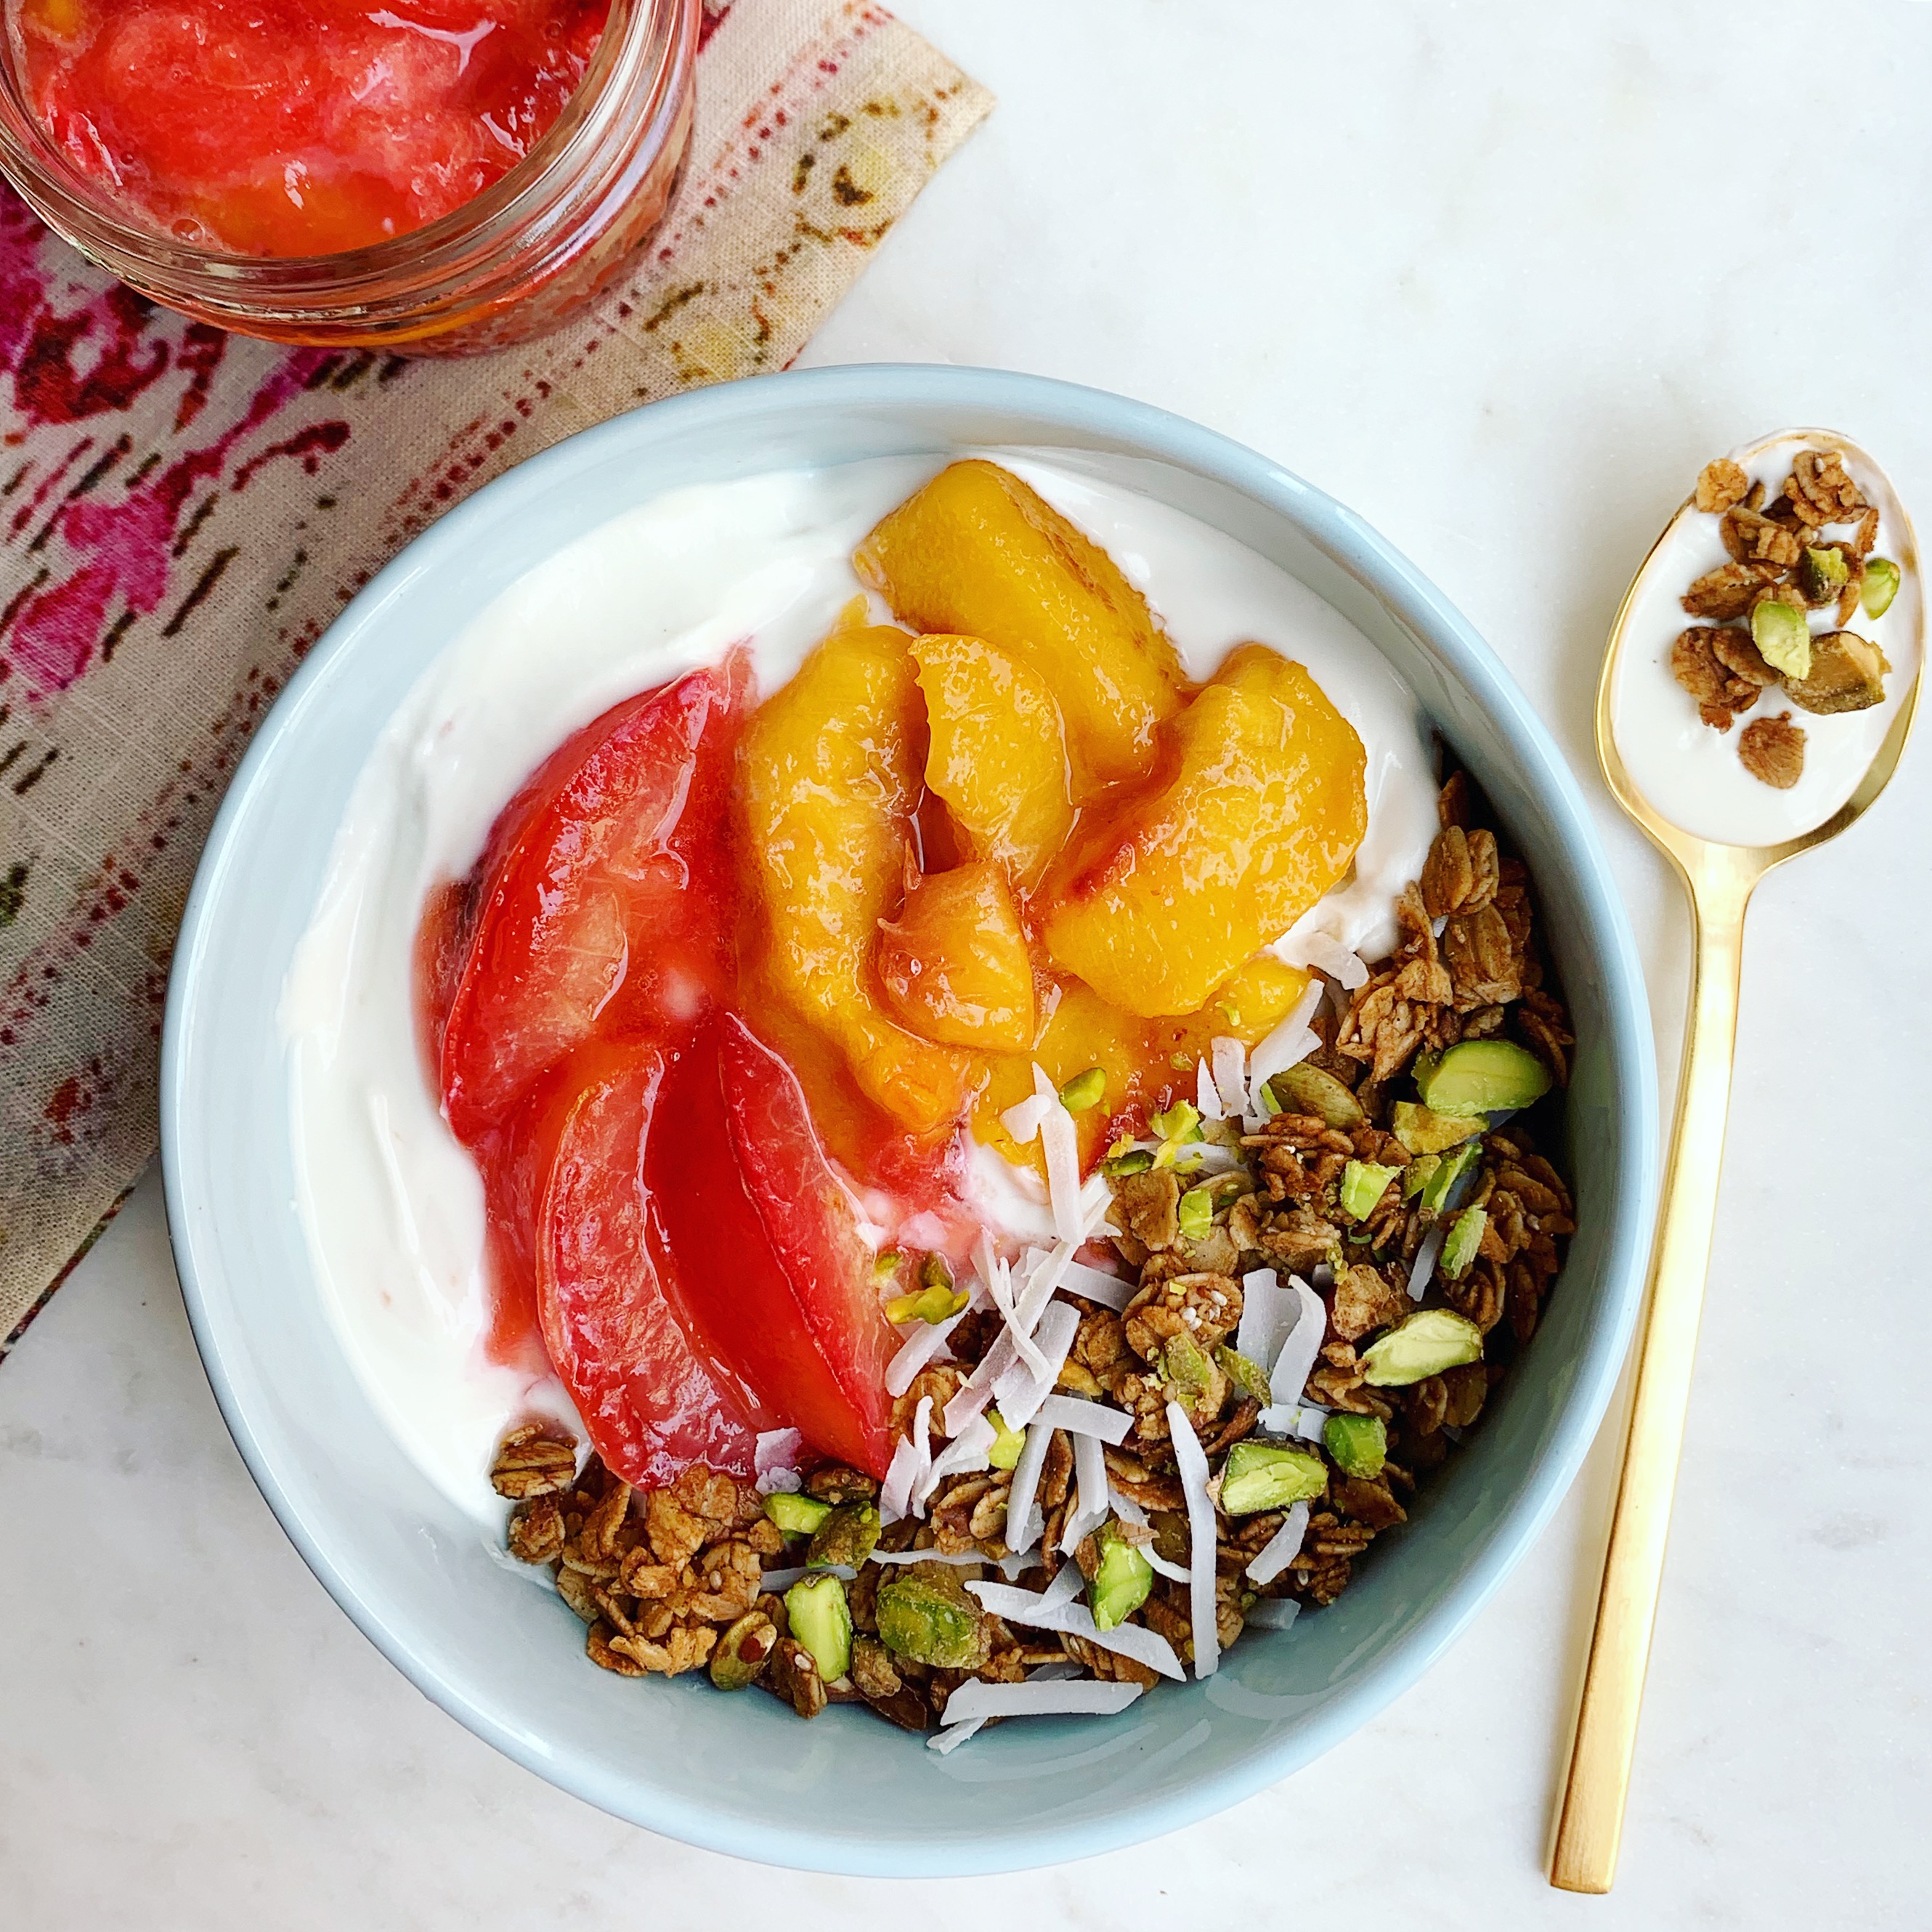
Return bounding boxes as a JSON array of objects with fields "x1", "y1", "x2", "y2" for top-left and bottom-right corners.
[{"x1": 5, "y1": 1, "x2": 1931, "y2": 1922}]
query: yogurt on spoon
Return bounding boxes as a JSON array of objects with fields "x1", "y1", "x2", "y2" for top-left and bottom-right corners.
[{"x1": 1608, "y1": 431, "x2": 1921, "y2": 847}]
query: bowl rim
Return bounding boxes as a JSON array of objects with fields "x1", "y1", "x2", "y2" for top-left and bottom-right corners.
[{"x1": 160, "y1": 362, "x2": 1657, "y2": 1875}]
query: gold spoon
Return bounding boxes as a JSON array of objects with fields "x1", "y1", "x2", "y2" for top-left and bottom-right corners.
[{"x1": 1549, "y1": 428, "x2": 1923, "y2": 1894}]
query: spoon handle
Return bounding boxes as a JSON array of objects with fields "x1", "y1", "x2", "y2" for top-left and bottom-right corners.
[{"x1": 1549, "y1": 853, "x2": 1757, "y2": 1894}]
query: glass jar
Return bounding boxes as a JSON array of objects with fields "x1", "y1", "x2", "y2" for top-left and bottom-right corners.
[{"x1": 0, "y1": 0, "x2": 699, "y2": 356}]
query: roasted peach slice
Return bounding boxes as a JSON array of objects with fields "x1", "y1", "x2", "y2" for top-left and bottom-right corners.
[
  {"x1": 858, "y1": 460, "x2": 1184, "y2": 800},
  {"x1": 1147, "y1": 954, "x2": 1313, "y2": 1070},
  {"x1": 739, "y1": 624, "x2": 978, "y2": 1137},
  {"x1": 909, "y1": 631, "x2": 1074, "y2": 889},
  {"x1": 877, "y1": 859, "x2": 1035, "y2": 1054},
  {"x1": 974, "y1": 977, "x2": 1149, "y2": 1172},
  {"x1": 1042, "y1": 644, "x2": 1365, "y2": 1015}
]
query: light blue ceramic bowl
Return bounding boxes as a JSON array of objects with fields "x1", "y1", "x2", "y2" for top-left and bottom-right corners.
[{"x1": 161, "y1": 365, "x2": 1656, "y2": 1877}]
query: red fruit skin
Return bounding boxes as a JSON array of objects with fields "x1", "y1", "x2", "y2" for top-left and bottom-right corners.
[
  {"x1": 653, "y1": 1018, "x2": 896, "y2": 1480},
  {"x1": 535, "y1": 1039, "x2": 779, "y2": 1486},
  {"x1": 437, "y1": 657, "x2": 747, "y2": 1148}
]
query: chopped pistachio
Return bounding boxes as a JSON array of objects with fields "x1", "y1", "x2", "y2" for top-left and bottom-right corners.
[
  {"x1": 986, "y1": 1407, "x2": 1026, "y2": 1471},
  {"x1": 807, "y1": 1500, "x2": 881, "y2": 1570},
  {"x1": 1254, "y1": 1079, "x2": 1282, "y2": 1119},
  {"x1": 1421, "y1": 1139, "x2": 1482, "y2": 1214},
  {"x1": 1087, "y1": 1522, "x2": 1155, "y2": 1631},
  {"x1": 1339, "y1": 1158, "x2": 1400, "y2": 1222},
  {"x1": 1268, "y1": 1062, "x2": 1365, "y2": 1129},
  {"x1": 1176, "y1": 1183, "x2": 1214, "y2": 1240},
  {"x1": 1402, "y1": 1152, "x2": 1440, "y2": 1201},
  {"x1": 921, "y1": 1252, "x2": 954, "y2": 1295},
  {"x1": 1416, "y1": 1039, "x2": 1552, "y2": 1117},
  {"x1": 1104, "y1": 1146, "x2": 1154, "y2": 1177},
  {"x1": 784, "y1": 1572, "x2": 853, "y2": 1683},
  {"x1": 875, "y1": 1562, "x2": 990, "y2": 1669},
  {"x1": 1750, "y1": 596, "x2": 1811, "y2": 680},
  {"x1": 1219, "y1": 1441, "x2": 1327, "y2": 1515},
  {"x1": 872, "y1": 1249, "x2": 904, "y2": 1285},
  {"x1": 1862, "y1": 556, "x2": 1900, "y2": 619},
  {"x1": 1169, "y1": 1051, "x2": 1194, "y2": 1071},
  {"x1": 1798, "y1": 544, "x2": 1850, "y2": 604},
  {"x1": 1217, "y1": 1000, "x2": 1242, "y2": 1027},
  {"x1": 1440, "y1": 1206, "x2": 1487, "y2": 1281},
  {"x1": 1359, "y1": 1309, "x2": 1484, "y2": 1387},
  {"x1": 1323, "y1": 1413, "x2": 1388, "y2": 1480},
  {"x1": 1150, "y1": 1099, "x2": 1203, "y2": 1145},
  {"x1": 709, "y1": 1609, "x2": 779, "y2": 1690},
  {"x1": 1392, "y1": 1099, "x2": 1487, "y2": 1156},
  {"x1": 1059, "y1": 1066, "x2": 1107, "y2": 1114},
  {"x1": 885, "y1": 1280, "x2": 969, "y2": 1325},
  {"x1": 765, "y1": 1492, "x2": 833, "y2": 1538},
  {"x1": 1159, "y1": 1328, "x2": 1221, "y2": 1414},
  {"x1": 1784, "y1": 630, "x2": 1889, "y2": 716},
  {"x1": 1216, "y1": 1344, "x2": 1274, "y2": 1406}
]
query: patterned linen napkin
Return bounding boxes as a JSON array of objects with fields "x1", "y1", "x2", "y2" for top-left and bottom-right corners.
[{"x1": 0, "y1": 0, "x2": 991, "y2": 1351}]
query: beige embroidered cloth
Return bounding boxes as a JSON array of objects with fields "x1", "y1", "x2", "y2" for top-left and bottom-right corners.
[{"x1": 0, "y1": 0, "x2": 991, "y2": 1350}]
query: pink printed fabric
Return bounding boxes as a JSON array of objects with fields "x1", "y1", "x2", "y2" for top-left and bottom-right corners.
[{"x1": 0, "y1": 0, "x2": 991, "y2": 1350}]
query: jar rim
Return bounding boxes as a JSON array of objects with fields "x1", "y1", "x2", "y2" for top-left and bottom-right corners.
[{"x1": 0, "y1": 0, "x2": 694, "y2": 301}]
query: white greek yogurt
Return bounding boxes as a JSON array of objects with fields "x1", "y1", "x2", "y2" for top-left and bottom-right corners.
[
  {"x1": 282, "y1": 453, "x2": 1442, "y2": 1524},
  {"x1": 1610, "y1": 434, "x2": 1920, "y2": 846}
]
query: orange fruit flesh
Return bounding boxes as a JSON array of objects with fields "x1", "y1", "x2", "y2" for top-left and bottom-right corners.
[
  {"x1": 858, "y1": 460, "x2": 1186, "y2": 802},
  {"x1": 735, "y1": 466, "x2": 1367, "y2": 1192},
  {"x1": 1041, "y1": 644, "x2": 1368, "y2": 1017},
  {"x1": 735, "y1": 622, "x2": 978, "y2": 1140}
]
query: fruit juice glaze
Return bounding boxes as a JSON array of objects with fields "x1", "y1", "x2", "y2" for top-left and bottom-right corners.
[
  {"x1": 282, "y1": 456, "x2": 1443, "y2": 1518},
  {"x1": 6, "y1": 0, "x2": 608, "y2": 256}
]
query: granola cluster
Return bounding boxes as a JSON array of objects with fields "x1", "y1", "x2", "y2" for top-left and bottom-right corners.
[
  {"x1": 494, "y1": 771, "x2": 1576, "y2": 1734},
  {"x1": 1671, "y1": 447, "x2": 1897, "y2": 789}
]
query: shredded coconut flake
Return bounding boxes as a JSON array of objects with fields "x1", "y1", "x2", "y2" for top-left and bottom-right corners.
[
  {"x1": 1269, "y1": 1275, "x2": 1328, "y2": 1408},
  {"x1": 937, "y1": 1678, "x2": 1145, "y2": 1727},
  {"x1": 1195, "y1": 1056, "x2": 1224, "y2": 1121},
  {"x1": 991, "y1": 1299, "x2": 1079, "y2": 1429},
  {"x1": 964, "y1": 1576, "x2": 1184, "y2": 1681},
  {"x1": 1038, "y1": 1100, "x2": 1084, "y2": 1248},
  {"x1": 1245, "y1": 1500, "x2": 1311, "y2": 1585},
  {"x1": 880, "y1": 1426, "x2": 921, "y2": 1523},
  {"x1": 1246, "y1": 978, "x2": 1326, "y2": 1091},
  {"x1": 916, "y1": 1412, "x2": 994, "y2": 1509},
  {"x1": 867, "y1": 1546, "x2": 986, "y2": 1567},
  {"x1": 1166, "y1": 1401, "x2": 1220, "y2": 1679},
  {"x1": 1012, "y1": 1241, "x2": 1069, "y2": 1331},
  {"x1": 999, "y1": 1091, "x2": 1053, "y2": 1145},
  {"x1": 885, "y1": 1304, "x2": 967, "y2": 1398},
  {"x1": 1243, "y1": 1595, "x2": 1303, "y2": 1631},
  {"x1": 1235, "y1": 1266, "x2": 1291, "y2": 1376},
  {"x1": 987, "y1": 1254, "x2": 1051, "y2": 1384},
  {"x1": 1059, "y1": 1431, "x2": 1111, "y2": 1552},
  {"x1": 1053, "y1": 1599, "x2": 1185, "y2": 1679},
  {"x1": 759, "y1": 1563, "x2": 856, "y2": 1591},
  {"x1": 1002, "y1": 1405, "x2": 1053, "y2": 1555},
  {"x1": 1258, "y1": 1402, "x2": 1330, "y2": 1444},
  {"x1": 1407, "y1": 1163, "x2": 1479, "y2": 1300},
  {"x1": 1031, "y1": 1394, "x2": 1134, "y2": 1445},
  {"x1": 1059, "y1": 1258, "x2": 1135, "y2": 1310},
  {"x1": 906, "y1": 1395, "x2": 935, "y2": 1517},
  {"x1": 1211, "y1": 1036, "x2": 1248, "y2": 1118}
]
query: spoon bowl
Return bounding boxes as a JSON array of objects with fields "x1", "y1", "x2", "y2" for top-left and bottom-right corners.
[{"x1": 1552, "y1": 427, "x2": 1923, "y2": 1893}]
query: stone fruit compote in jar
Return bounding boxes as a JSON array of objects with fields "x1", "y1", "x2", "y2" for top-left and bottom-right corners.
[
  {"x1": 8, "y1": 0, "x2": 609, "y2": 253},
  {"x1": 393, "y1": 459, "x2": 1424, "y2": 1492},
  {"x1": 0, "y1": 0, "x2": 696, "y2": 349}
]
